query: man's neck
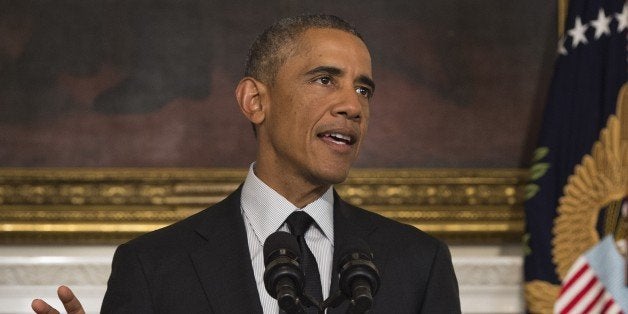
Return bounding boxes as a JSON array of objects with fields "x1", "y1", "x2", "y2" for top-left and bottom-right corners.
[{"x1": 253, "y1": 165, "x2": 330, "y2": 208}]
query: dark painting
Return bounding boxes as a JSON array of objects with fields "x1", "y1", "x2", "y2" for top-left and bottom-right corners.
[{"x1": 0, "y1": 0, "x2": 557, "y2": 167}]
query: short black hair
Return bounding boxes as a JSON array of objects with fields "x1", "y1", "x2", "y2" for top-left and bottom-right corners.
[{"x1": 244, "y1": 14, "x2": 364, "y2": 84}]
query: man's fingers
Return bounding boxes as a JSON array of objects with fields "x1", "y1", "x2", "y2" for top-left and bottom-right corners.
[
  {"x1": 56, "y1": 286, "x2": 85, "y2": 314},
  {"x1": 31, "y1": 299, "x2": 60, "y2": 314}
]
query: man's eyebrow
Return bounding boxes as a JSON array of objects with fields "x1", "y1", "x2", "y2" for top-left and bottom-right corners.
[
  {"x1": 305, "y1": 66, "x2": 375, "y2": 91},
  {"x1": 358, "y1": 75, "x2": 375, "y2": 92},
  {"x1": 305, "y1": 66, "x2": 342, "y2": 77}
]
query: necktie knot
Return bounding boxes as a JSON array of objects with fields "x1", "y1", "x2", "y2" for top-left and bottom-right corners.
[{"x1": 286, "y1": 211, "x2": 315, "y2": 237}]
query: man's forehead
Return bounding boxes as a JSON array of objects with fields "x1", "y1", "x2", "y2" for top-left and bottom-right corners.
[
  {"x1": 296, "y1": 27, "x2": 369, "y2": 53},
  {"x1": 291, "y1": 28, "x2": 372, "y2": 73}
]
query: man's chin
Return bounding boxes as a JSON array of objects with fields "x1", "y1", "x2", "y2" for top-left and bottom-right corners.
[{"x1": 313, "y1": 167, "x2": 351, "y2": 186}]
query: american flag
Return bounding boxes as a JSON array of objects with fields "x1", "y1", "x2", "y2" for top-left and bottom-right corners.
[{"x1": 554, "y1": 236, "x2": 627, "y2": 313}]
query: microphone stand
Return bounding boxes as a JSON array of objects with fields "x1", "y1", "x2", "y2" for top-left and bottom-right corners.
[
  {"x1": 276, "y1": 292, "x2": 327, "y2": 314},
  {"x1": 320, "y1": 289, "x2": 373, "y2": 314},
  {"x1": 321, "y1": 290, "x2": 346, "y2": 311},
  {"x1": 305, "y1": 293, "x2": 326, "y2": 314}
]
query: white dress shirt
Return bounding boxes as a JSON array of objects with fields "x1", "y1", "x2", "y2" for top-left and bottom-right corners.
[{"x1": 240, "y1": 163, "x2": 335, "y2": 313}]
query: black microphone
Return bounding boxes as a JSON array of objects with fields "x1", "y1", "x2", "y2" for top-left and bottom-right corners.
[
  {"x1": 337, "y1": 238, "x2": 380, "y2": 314},
  {"x1": 263, "y1": 231, "x2": 305, "y2": 313}
]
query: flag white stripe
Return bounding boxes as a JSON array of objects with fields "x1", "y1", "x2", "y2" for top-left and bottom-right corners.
[
  {"x1": 555, "y1": 267, "x2": 596, "y2": 311},
  {"x1": 605, "y1": 301, "x2": 623, "y2": 314},
  {"x1": 587, "y1": 291, "x2": 607, "y2": 314},
  {"x1": 563, "y1": 257, "x2": 587, "y2": 283},
  {"x1": 569, "y1": 281, "x2": 603, "y2": 313},
  {"x1": 555, "y1": 263, "x2": 584, "y2": 312}
]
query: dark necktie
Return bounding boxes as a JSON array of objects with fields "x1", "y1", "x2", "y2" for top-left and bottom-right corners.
[{"x1": 285, "y1": 211, "x2": 324, "y2": 310}]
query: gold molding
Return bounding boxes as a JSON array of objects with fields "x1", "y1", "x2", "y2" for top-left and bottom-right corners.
[{"x1": 0, "y1": 168, "x2": 527, "y2": 244}]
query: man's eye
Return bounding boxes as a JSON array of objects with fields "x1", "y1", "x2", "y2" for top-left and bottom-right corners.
[
  {"x1": 315, "y1": 76, "x2": 332, "y2": 85},
  {"x1": 356, "y1": 86, "x2": 372, "y2": 98}
]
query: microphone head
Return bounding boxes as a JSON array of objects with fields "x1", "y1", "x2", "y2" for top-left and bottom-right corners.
[
  {"x1": 338, "y1": 236, "x2": 374, "y2": 266},
  {"x1": 337, "y1": 236, "x2": 380, "y2": 297},
  {"x1": 263, "y1": 231, "x2": 304, "y2": 300},
  {"x1": 264, "y1": 231, "x2": 300, "y2": 266}
]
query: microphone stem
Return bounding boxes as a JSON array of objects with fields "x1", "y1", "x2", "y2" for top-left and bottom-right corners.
[
  {"x1": 349, "y1": 278, "x2": 373, "y2": 314},
  {"x1": 276, "y1": 277, "x2": 303, "y2": 314}
]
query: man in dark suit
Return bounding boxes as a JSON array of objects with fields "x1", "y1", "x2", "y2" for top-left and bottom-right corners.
[{"x1": 32, "y1": 14, "x2": 460, "y2": 313}]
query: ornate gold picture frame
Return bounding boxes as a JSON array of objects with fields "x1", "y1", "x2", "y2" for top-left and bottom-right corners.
[{"x1": 0, "y1": 168, "x2": 526, "y2": 244}]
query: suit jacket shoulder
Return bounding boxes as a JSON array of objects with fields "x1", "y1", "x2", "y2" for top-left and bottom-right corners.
[
  {"x1": 101, "y1": 187, "x2": 263, "y2": 314},
  {"x1": 332, "y1": 194, "x2": 461, "y2": 313}
]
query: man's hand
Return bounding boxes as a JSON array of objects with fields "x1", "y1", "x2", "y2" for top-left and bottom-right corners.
[{"x1": 31, "y1": 285, "x2": 85, "y2": 314}]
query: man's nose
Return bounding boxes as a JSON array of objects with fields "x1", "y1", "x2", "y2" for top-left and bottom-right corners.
[{"x1": 332, "y1": 87, "x2": 363, "y2": 121}]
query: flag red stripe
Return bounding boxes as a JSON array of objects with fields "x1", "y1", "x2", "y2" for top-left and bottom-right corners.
[
  {"x1": 561, "y1": 275, "x2": 598, "y2": 314},
  {"x1": 601, "y1": 298, "x2": 613, "y2": 313},
  {"x1": 560, "y1": 263, "x2": 590, "y2": 294},
  {"x1": 581, "y1": 287, "x2": 605, "y2": 313}
]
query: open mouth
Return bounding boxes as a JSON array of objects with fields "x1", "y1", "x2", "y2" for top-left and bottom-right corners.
[{"x1": 318, "y1": 132, "x2": 356, "y2": 145}]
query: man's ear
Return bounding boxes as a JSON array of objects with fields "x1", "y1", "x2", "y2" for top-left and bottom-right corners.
[{"x1": 235, "y1": 77, "x2": 267, "y2": 124}]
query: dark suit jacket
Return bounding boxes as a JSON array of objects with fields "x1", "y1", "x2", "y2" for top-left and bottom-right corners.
[{"x1": 101, "y1": 187, "x2": 460, "y2": 313}]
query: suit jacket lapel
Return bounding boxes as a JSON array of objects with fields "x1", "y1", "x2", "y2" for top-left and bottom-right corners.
[
  {"x1": 190, "y1": 187, "x2": 263, "y2": 314},
  {"x1": 328, "y1": 190, "x2": 379, "y2": 314}
]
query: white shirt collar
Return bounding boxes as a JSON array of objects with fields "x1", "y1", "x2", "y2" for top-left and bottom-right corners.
[{"x1": 240, "y1": 163, "x2": 335, "y2": 247}]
